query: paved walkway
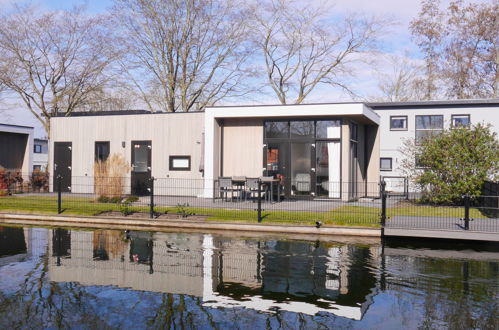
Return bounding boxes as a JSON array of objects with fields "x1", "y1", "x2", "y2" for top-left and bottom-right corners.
[{"x1": 385, "y1": 215, "x2": 499, "y2": 242}]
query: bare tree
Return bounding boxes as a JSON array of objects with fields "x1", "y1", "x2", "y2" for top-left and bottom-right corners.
[
  {"x1": 409, "y1": 0, "x2": 444, "y2": 100},
  {"x1": 442, "y1": 0, "x2": 498, "y2": 99},
  {"x1": 113, "y1": 0, "x2": 253, "y2": 112},
  {"x1": 253, "y1": 0, "x2": 388, "y2": 104},
  {"x1": 0, "y1": 5, "x2": 120, "y2": 133},
  {"x1": 374, "y1": 55, "x2": 426, "y2": 102},
  {"x1": 410, "y1": 0, "x2": 498, "y2": 100}
]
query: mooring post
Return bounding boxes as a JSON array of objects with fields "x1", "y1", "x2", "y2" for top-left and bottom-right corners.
[
  {"x1": 149, "y1": 177, "x2": 155, "y2": 219},
  {"x1": 463, "y1": 194, "x2": 470, "y2": 230},
  {"x1": 57, "y1": 175, "x2": 62, "y2": 214},
  {"x1": 257, "y1": 179, "x2": 262, "y2": 223},
  {"x1": 380, "y1": 180, "x2": 387, "y2": 228}
]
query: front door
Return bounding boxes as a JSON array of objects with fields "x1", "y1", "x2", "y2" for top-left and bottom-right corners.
[
  {"x1": 265, "y1": 142, "x2": 315, "y2": 198},
  {"x1": 53, "y1": 142, "x2": 72, "y2": 192},
  {"x1": 289, "y1": 142, "x2": 315, "y2": 197},
  {"x1": 131, "y1": 141, "x2": 151, "y2": 196}
]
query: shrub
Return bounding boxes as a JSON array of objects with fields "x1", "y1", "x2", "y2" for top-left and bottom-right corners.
[
  {"x1": 401, "y1": 123, "x2": 499, "y2": 204},
  {"x1": 97, "y1": 195, "x2": 123, "y2": 203},
  {"x1": 175, "y1": 203, "x2": 193, "y2": 218},
  {"x1": 0, "y1": 169, "x2": 7, "y2": 193},
  {"x1": 0, "y1": 169, "x2": 24, "y2": 194},
  {"x1": 30, "y1": 169, "x2": 49, "y2": 192},
  {"x1": 119, "y1": 201, "x2": 133, "y2": 216},
  {"x1": 94, "y1": 153, "x2": 130, "y2": 200},
  {"x1": 124, "y1": 195, "x2": 139, "y2": 203}
]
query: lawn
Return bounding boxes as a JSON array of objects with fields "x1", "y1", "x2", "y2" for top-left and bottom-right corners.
[{"x1": 0, "y1": 195, "x2": 487, "y2": 228}]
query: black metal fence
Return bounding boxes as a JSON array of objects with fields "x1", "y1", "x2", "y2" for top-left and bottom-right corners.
[{"x1": 0, "y1": 172, "x2": 497, "y2": 233}]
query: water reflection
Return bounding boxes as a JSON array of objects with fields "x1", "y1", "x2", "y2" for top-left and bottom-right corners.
[
  {"x1": 0, "y1": 227, "x2": 26, "y2": 258},
  {"x1": 46, "y1": 229, "x2": 379, "y2": 320},
  {"x1": 0, "y1": 226, "x2": 498, "y2": 329}
]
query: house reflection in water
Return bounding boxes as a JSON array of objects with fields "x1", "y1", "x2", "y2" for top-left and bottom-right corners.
[
  {"x1": 47, "y1": 230, "x2": 379, "y2": 320},
  {"x1": 0, "y1": 226, "x2": 47, "y2": 267}
]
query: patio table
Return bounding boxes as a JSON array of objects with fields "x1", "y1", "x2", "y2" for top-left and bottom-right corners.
[{"x1": 260, "y1": 177, "x2": 282, "y2": 203}]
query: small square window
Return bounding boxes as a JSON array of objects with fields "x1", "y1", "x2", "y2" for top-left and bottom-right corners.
[
  {"x1": 452, "y1": 115, "x2": 470, "y2": 127},
  {"x1": 169, "y1": 156, "x2": 191, "y2": 171},
  {"x1": 34, "y1": 144, "x2": 42, "y2": 153},
  {"x1": 380, "y1": 158, "x2": 392, "y2": 171},
  {"x1": 390, "y1": 116, "x2": 408, "y2": 130}
]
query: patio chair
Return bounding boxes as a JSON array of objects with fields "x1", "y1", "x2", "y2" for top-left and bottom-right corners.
[
  {"x1": 259, "y1": 176, "x2": 274, "y2": 202},
  {"x1": 218, "y1": 177, "x2": 234, "y2": 201},
  {"x1": 232, "y1": 176, "x2": 247, "y2": 201},
  {"x1": 295, "y1": 173, "x2": 311, "y2": 192},
  {"x1": 245, "y1": 178, "x2": 264, "y2": 202}
]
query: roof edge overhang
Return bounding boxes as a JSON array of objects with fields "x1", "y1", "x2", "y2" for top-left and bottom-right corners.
[{"x1": 205, "y1": 103, "x2": 380, "y2": 125}]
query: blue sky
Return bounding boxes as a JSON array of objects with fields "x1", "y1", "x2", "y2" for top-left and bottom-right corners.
[{"x1": 0, "y1": 0, "x2": 491, "y2": 137}]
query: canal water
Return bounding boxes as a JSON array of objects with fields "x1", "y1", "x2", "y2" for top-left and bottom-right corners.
[{"x1": 0, "y1": 225, "x2": 497, "y2": 329}]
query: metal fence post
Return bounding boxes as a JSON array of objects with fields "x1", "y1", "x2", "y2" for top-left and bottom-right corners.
[
  {"x1": 463, "y1": 194, "x2": 470, "y2": 230},
  {"x1": 380, "y1": 180, "x2": 387, "y2": 229},
  {"x1": 57, "y1": 175, "x2": 62, "y2": 214},
  {"x1": 257, "y1": 179, "x2": 262, "y2": 223},
  {"x1": 149, "y1": 177, "x2": 155, "y2": 219}
]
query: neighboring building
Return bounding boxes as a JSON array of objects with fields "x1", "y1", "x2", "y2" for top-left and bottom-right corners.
[
  {"x1": 32, "y1": 138, "x2": 48, "y2": 171},
  {"x1": 369, "y1": 99, "x2": 499, "y2": 191},
  {"x1": 49, "y1": 99, "x2": 499, "y2": 197},
  {"x1": 0, "y1": 123, "x2": 33, "y2": 174}
]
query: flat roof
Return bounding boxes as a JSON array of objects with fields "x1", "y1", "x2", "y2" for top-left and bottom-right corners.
[
  {"x1": 52, "y1": 98, "x2": 499, "y2": 117},
  {"x1": 206, "y1": 103, "x2": 380, "y2": 125},
  {"x1": 54, "y1": 110, "x2": 204, "y2": 117},
  {"x1": 0, "y1": 123, "x2": 34, "y2": 129},
  {"x1": 368, "y1": 98, "x2": 499, "y2": 109}
]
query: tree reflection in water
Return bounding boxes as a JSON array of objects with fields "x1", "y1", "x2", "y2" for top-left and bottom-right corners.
[{"x1": 0, "y1": 226, "x2": 497, "y2": 329}]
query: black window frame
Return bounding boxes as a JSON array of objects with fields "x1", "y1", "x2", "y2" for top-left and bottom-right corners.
[
  {"x1": 169, "y1": 155, "x2": 191, "y2": 171},
  {"x1": 451, "y1": 114, "x2": 470, "y2": 128},
  {"x1": 349, "y1": 122, "x2": 358, "y2": 142},
  {"x1": 380, "y1": 157, "x2": 392, "y2": 171},
  {"x1": 390, "y1": 115, "x2": 408, "y2": 131},
  {"x1": 34, "y1": 144, "x2": 42, "y2": 153},
  {"x1": 95, "y1": 141, "x2": 110, "y2": 162}
]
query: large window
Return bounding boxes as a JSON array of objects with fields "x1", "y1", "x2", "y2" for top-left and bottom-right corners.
[
  {"x1": 452, "y1": 114, "x2": 470, "y2": 127},
  {"x1": 290, "y1": 121, "x2": 314, "y2": 139},
  {"x1": 390, "y1": 116, "x2": 408, "y2": 130},
  {"x1": 415, "y1": 115, "x2": 443, "y2": 144},
  {"x1": 95, "y1": 142, "x2": 110, "y2": 162},
  {"x1": 316, "y1": 120, "x2": 341, "y2": 139},
  {"x1": 264, "y1": 121, "x2": 289, "y2": 139}
]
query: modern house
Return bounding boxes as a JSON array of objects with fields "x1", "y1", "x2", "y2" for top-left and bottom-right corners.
[
  {"x1": 0, "y1": 123, "x2": 34, "y2": 174},
  {"x1": 49, "y1": 99, "x2": 499, "y2": 198}
]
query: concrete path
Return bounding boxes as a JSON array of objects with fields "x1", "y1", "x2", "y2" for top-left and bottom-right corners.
[
  {"x1": 385, "y1": 215, "x2": 499, "y2": 242},
  {"x1": 0, "y1": 213, "x2": 381, "y2": 237}
]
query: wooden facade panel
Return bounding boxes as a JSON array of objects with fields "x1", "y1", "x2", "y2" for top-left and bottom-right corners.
[
  {"x1": 222, "y1": 118, "x2": 263, "y2": 177},
  {"x1": 50, "y1": 113, "x2": 204, "y2": 193}
]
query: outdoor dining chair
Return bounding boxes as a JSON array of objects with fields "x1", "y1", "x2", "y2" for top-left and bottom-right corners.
[
  {"x1": 231, "y1": 176, "x2": 246, "y2": 201},
  {"x1": 218, "y1": 177, "x2": 234, "y2": 201}
]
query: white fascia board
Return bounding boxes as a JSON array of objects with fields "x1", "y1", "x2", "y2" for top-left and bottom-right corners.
[
  {"x1": 0, "y1": 124, "x2": 34, "y2": 135},
  {"x1": 206, "y1": 103, "x2": 380, "y2": 125}
]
